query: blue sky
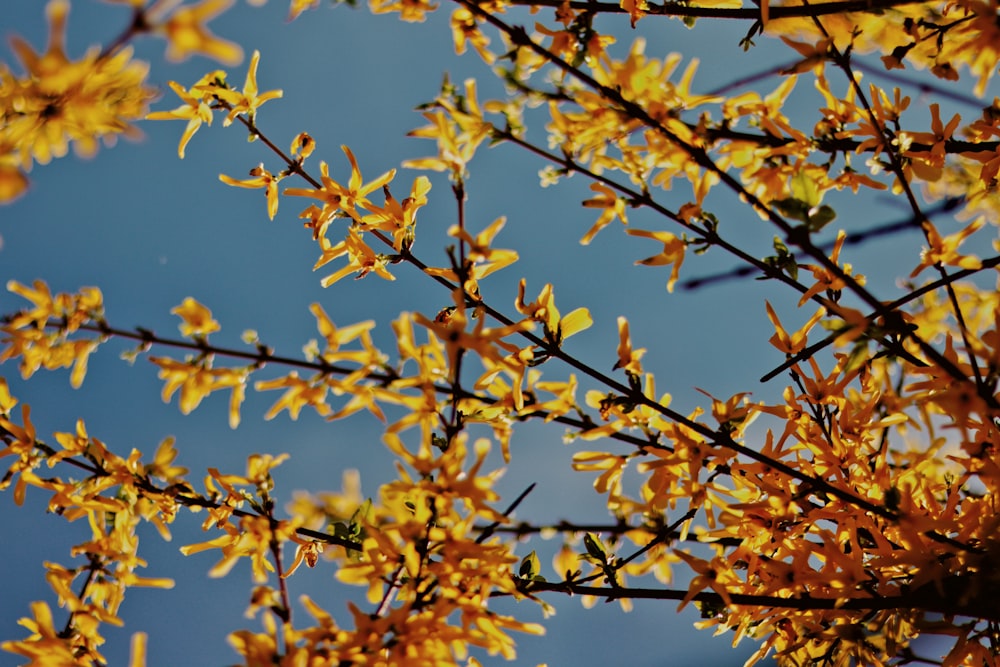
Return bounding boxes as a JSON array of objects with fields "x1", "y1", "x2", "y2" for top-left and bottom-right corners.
[{"x1": 2, "y1": 0, "x2": 996, "y2": 664}]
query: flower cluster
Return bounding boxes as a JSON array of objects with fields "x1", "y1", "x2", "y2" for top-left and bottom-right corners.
[
  {"x1": 0, "y1": 1, "x2": 155, "y2": 203},
  {"x1": 4, "y1": 0, "x2": 1000, "y2": 666}
]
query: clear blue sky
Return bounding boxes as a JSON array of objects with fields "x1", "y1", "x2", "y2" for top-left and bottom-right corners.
[{"x1": 2, "y1": 0, "x2": 994, "y2": 664}]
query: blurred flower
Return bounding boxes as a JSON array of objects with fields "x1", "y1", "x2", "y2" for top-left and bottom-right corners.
[
  {"x1": 0, "y1": 0, "x2": 154, "y2": 203},
  {"x1": 159, "y1": 0, "x2": 242, "y2": 65},
  {"x1": 171, "y1": 297, "x2": 221, "y2": 337}
]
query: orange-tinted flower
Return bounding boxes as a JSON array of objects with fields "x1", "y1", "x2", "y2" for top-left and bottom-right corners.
[
  {"x1": 764, "y1": 301, "x2": 826, "y2": 354},
  {"x1": 796, "y1": 230, "x2": 865, "y2": 306},
  {"x1": 290, "y1": 132, "x2": 315, "y2": 160},
  {"x1": 626, "y1": 228, "x2": 686, "y2": 292},
  {"x1": 613, "y1": 316, "x2": 645, "y2": 376},
  {"x1": 580, "y1": 183, "x2": 628, "y2": 245},
  {"x1": 910, "y1": 218, "x2": 984, "y2": 277}
]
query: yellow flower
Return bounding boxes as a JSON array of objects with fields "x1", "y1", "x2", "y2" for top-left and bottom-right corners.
[
  {"x1": 282, "y1": 538, "x2": 324, "y2": 578},
  {"x1": 764, "y1": 301, "x2": 826, "y2": 354},
  {"x1": 572, "y1": 450, "x2": 628, "y2": 497},
  {"x1": 625, "y1": 228, "x2": 687, "y2": 292},
  {"x1": 285, "y1": 145, "x2": 396, "y2": 223},
  {"x1": 181, "y1": 514, "x2": 279, "y2": 582},
  {"x1": 613, "y1": 316, "x2": 645, "y2": 376},
  {"x1": 158, "y1": 0, "x2": 242, "y2": 65},
  {"x1": 308, "y1": 303, "x2": 382, "y2": 367},
  {"x1": 620, "y1": 0, "x2": 648, "y2": 28},
  {"x1": 206, "y1": 50, "x2": 283, "y2": 126},
  {"x1": 910, "y1": 218, "x2": 985, "y2": 278},
  {"x1": 2, "y1": 282, "x2": 103, "y2": 388},
  {"x1": 369, "y1": 0, "x2": 439, "y2": 22},
  {"x1": 255, "y1": 371, "x2": 332, "y2": 420},
  {"x1": 287, "y1": 0, "x2": 322, "y2": 20},
  {"x1": 171, "y1": 297, "x2": 221, "y2": 337},
  {"x1": 902, "y1": 103, "x2": 961, "y2": 182},
  {"x1": 146, "y1": 72, "x2": 225, "y2": 158},
  {"x1": 0, "y1": 378, "x2": 15, "y2": 415},
  {"x1": 359, "y1": 175, "x2": 431, "y2": 251},
  {"x1": 220, "y1": 164, "x2": 280, "y2": 220},
  {"x1": 129, "y1": 633, "x2": 147, "y2": 667},
  {"x1": 580, "y1": 183, "x2": 628, "y2": 245},
  {"x1": 414, "y1": 289, "x2": 532, "y2": 372},
  {"x1": 290, "y1": 132, "x2": 316, "y2": 160},
  {"x1": 246, "y1": 452, "x2": 290, "y2": 487},
  {"x1": 0, "y1": 601, "x2": 78, "y2": 663},
  {"x1": 313, "y1": 227, "x2": 396, "y2": 286},
  {"x1": 0, "y1": 417, "x2": 38, "y2": 509},
  {"x1": 796, "y1": 230, "x2": 865, "y2": 306},
  {"x1": 404, "y1": 90, "x2": 489, "y2": 181},
  {"x1": 149, "y1": 356, "x2": 241, "y2": 418},
  {"x1": 153, "y1": 358, "x2": 197, "y2": 411},
  {"x1": 515, "y1": 280, "x2": 592, "y2": 344},
  {"x1": 674, "y1": 550, "x2": 737, "y2": 611},
  {"x1": 424, "y1": 216, "x2": 520, "y2": 294},
  {"x1": 1, "y1": 0, "x2": 154, "y2": 192},
  {"x1": 449, "y1": 216, "x2": 519, "y2": 278},
  {"x1": 0, "y1": 160, "x2": 29, "y2": 204},
  {"x1": 450, "y1": 6, "x2": 494, "y2": 63},
  {"x1": 146, "y1": 437, "x2": 190, "y2": 484}
]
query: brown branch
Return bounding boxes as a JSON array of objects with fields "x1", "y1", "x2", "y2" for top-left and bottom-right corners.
[
  {"x1": 160, "y1": 68, "x2": 982, "y2": 555},
  {"x1": 515, "y1": 578, "x2": 1000, "y2": 622},
  {"x1": 707, "y1": 56, "x2": 989, "y2": 108},
  {"x1": 852, "y1": 59, "x2": 987, "y2": 109},
  {"x1": 504, "y1": 0, "x2": 928, "y2": 20},
  {"x1": 476, "y1": 482, "x2": 537, "y2": 544},
  {"x1": 461, "y1": 0, "x2": 1000, "y2": 413},
  {"x1": 699, "y1": 127, "x2": 1000, "y2": 157},
  {"x1": 475, "y1": 519, "x2": 744, "y2": 545},
  {"x1": 451, "y1": 0, "x2": 994, "y2": 525},
  {"x1": 759, "y1": 254, "x2": 1000, "y2": 383},
  {"x1": 97, "y1": 6, "x2": 151, "y2": 60},
  {"x1": 0, "y1": 425, "x2": 367, "y2": 552},
  {"x1": 267, "y1": 505, "x2": 294, "y2": 631},
  {"x1": 0, "y1": 314, "x2": 664, "y2": 453},
  {"x1": 681, "y1": 197, "x2": 963, "y2": 290}
]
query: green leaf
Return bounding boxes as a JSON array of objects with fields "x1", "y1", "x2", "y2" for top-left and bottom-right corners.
[
  {"x1": 519, "y1": 550, "x2": 541, "y2": 579},
  {"x1": 791, "y1": 169, "x2": 820, "y2": 207},
  {"x1": 584, "y1": 532, "x2": 607, "y2": 563},
  {"x1": 761, "y1": 236, "x2": 798, "y2": 281},
  {"x1": 695, "y1": 599, "x2": 727, "y2": 619},
  {"x1": 349, "y1": 499, "x2": 373, "y2": 537},
  {"x1": 842, "y1": 340, "x2": 870, "y2": 374},
  {"x1": 806, "y1": 204, "x2": 836, "y2": 232},
  {"x1": 773, "y1": 197, "x2": 810, "y2": 223},
  {"x1": 772, "y1": 236, "x2": 790, "y2": 255}
]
